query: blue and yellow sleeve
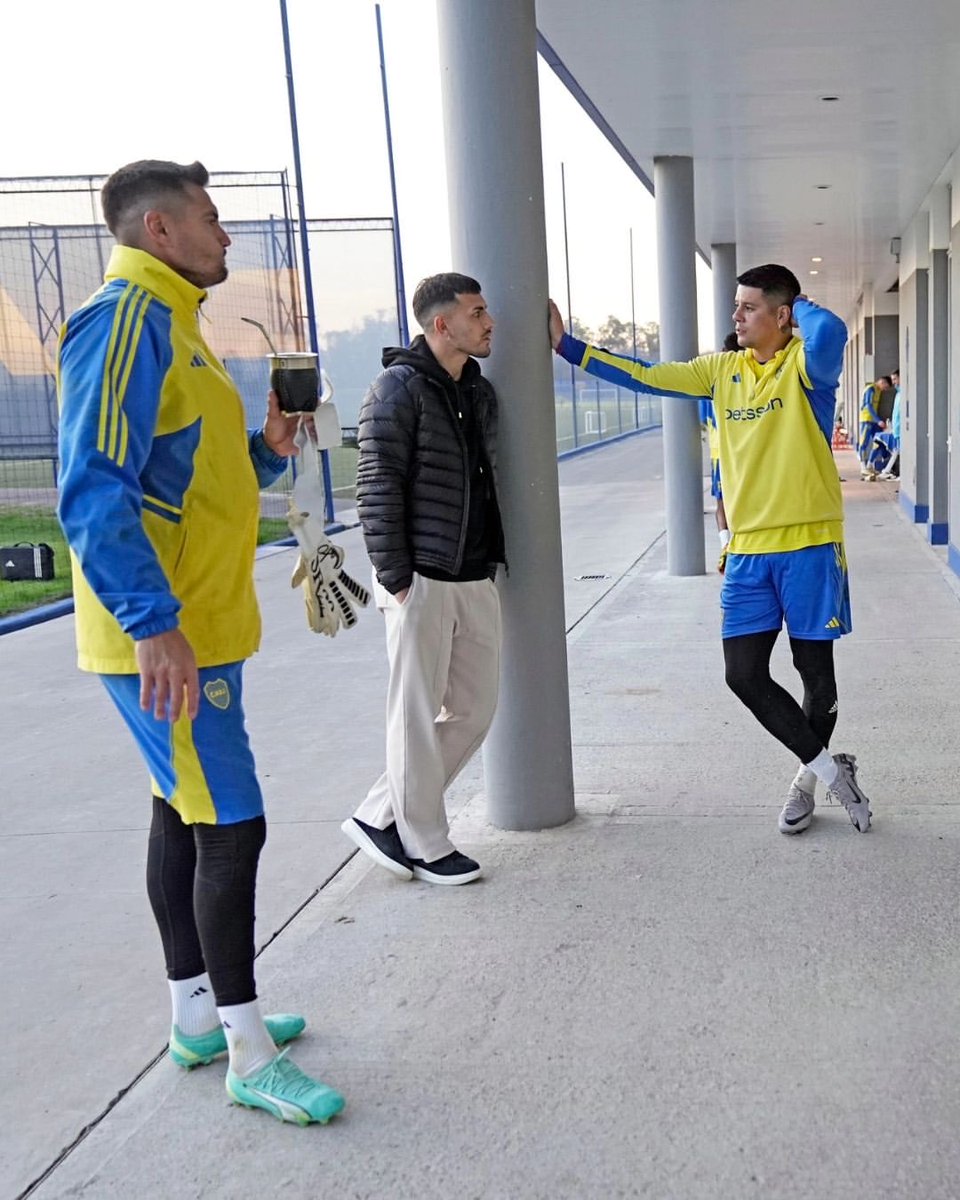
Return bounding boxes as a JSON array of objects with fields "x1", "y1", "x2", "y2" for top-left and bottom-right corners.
[
  {"x1": 248, "y1": 430, "x2": 288, "y2": 486},
  {"x1": 795, "y1": 298, "x2": 846, "y2": 390},
  {"x1": 57, "y1": 287, "x2": 181, "y2": 641},
  {"x1": 556, "y1": 333, "x2": 714, "y2": 400},
  {"x1": 794, "y1": 298, "x2": 847, "y2": 439}
]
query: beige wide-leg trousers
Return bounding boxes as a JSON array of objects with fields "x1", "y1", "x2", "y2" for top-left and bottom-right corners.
[{"x1": 354, "y1": 572, "x2": 501, "y2": 862}]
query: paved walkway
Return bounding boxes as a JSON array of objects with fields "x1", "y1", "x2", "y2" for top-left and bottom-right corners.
[{"x1": 4, "y1": 440, "x2": 960, "y2": 1199}]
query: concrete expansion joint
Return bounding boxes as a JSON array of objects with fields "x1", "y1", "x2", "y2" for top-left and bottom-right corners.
[{"x1": 567, "y1": 530, "x2": 666, "y2": 641}]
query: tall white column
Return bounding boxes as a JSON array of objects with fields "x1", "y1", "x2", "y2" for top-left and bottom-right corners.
[
  {"x1": 436, "y1": 0, "x2": 575, "y2": 831},
  {"x1": 711, "y1": 242, "x2": 738, "y2": 350},
  {"x1": 654, "y1": 156, "x2": 705, "y2": 576}
]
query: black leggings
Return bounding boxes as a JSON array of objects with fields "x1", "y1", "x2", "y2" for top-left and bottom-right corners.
[
  {"x1": 145, "y1": 796, "x2": 266, "y2": 1007},
  {"x1": 723, "y1": 631, "x2": 838, "y2": 764}
]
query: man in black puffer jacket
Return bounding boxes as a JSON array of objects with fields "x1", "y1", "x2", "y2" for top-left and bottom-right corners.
[{"x1": 341, "y1": 273, "x2": 505, "y2": 885}]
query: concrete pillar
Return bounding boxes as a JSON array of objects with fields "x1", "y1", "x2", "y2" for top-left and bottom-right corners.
[
  {"x1": 928, "y1": 249, "x2": 949, "y2": 543},
  {"x1": 654, "y1": 156, "x2": 706, "y2": 576},
  {"x1": 844, "y1": 338, "x2": 857, "y2": 435},
  {"x1": 901, "y1": 269, "x2": 929, "y2": 523},
  {"x1": 899, "y1": 212, "x2": 930, "y2": 523},
  {"x1": 436, "y1": 0, "x2": 575, "y2": 831},
  {"x1": 948, "y1": 176, "x2": 960, "y2": 574},
  {"x1": 711, "y1": 243, "x2": 738, "y2": 350}
]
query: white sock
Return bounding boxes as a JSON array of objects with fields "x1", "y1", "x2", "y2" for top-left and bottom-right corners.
[
  {"x1": 168, "y1": 973, "x2": 218, "y2": 1036},
  {"x1": 218, "y1": 1000, "x2": 278, "y2": 1078},
  {"x1": 806, "y1": 749, "x2": 838, "y2": 788},
  {"x1": 793, "y1": 765, "x2": 818, "y2": 794}
]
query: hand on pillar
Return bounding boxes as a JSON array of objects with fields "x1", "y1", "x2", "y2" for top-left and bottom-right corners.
[{"x1": 547, "y1": 299, "x2": 565, "y2": 351}]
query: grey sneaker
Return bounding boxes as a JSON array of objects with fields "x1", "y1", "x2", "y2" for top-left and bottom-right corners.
[
  {"x1": 826, "y1": 753, "x2": 872, "y2": 832},
  {"x1": 779, "y1": 783, "x2": 815, "y2": 834}
]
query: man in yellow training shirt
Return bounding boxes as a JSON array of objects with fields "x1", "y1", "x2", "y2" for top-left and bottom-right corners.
[{"x1": 549, "y1": 263, "x2": 871, "y2": 835}]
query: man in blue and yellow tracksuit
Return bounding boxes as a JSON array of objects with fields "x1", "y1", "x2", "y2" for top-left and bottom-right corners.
[
  {"x1": 549, "y1": 263, "x2": 872, "y2": 836},
  {"x1": 57, "y1": 159, "x2": 343, "y2": 1126},
  {"x1": 858, "y1": 375, "x2": 890, "y2": 477}
]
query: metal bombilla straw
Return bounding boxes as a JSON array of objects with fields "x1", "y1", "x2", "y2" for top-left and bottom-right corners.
[{"x1": 240, "y1": 316, "x2": 280, "y2": 356}]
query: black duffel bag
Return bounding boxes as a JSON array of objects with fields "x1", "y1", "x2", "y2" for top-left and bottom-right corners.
[{"x1": 1, "y1": 542, "x2": 55, "y2": 582}]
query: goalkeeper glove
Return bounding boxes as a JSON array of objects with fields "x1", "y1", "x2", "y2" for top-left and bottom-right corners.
[
  {"x1": 717, "y1": 528, "x2": 731, "y2": 575},
  {"x1": 287, "y1": 505, "x2": 370, "y2": 636}
]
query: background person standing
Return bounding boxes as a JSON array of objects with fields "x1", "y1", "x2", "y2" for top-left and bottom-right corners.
[
  {"x1": 877, "y1": 368, "x2": 902, "y2": 479},
  {"x1": 859, "y1": 375, "x2": 891, "y2": 480}
]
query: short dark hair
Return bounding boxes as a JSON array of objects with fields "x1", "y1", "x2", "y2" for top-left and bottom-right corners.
[
  {"x1": 878, "y1": 375, "x2": 893, "y2": 388},
  {"x1": 736, "y1": 263, "x2": 801, "y2": 307},
  {"x1": 101, "y1": 160, "x2": 210, "y2": 236},
  {"x1": 412, "y1": 272, "x2": 482, "y2": 329},
  {"x1": 722, "y1": 331, "x2": 740, "y2": 352}
]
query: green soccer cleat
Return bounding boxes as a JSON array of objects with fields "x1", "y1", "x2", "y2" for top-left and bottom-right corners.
[
  {"x1": 226, "y1": 1050, "x2": 345, "y2": 1126},
  {"x1": 169, "y1": 1013, "x2": 306, "y2": 1069}
]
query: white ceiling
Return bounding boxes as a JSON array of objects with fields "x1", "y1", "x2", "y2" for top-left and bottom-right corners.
[{"x1": 536, "y1": 0, "x2": 960, "y2": 319}]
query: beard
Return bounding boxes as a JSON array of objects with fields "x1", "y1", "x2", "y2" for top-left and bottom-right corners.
[{"x1": 180, "y1": 259, "x2": 228, "y2": 290}]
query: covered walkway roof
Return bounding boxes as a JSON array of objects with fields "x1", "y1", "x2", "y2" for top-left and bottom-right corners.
[{"x1": 537, "y1": 0, "x2": 960, "y2": 317}]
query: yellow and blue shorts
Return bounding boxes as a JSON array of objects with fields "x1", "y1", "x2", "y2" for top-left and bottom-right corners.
[
  {"x1": 100, "y1": 661, "x2": 263, "y2": 825},
  {"x1": 720, "y1": 543, "x2": 851, "y2": 641}
]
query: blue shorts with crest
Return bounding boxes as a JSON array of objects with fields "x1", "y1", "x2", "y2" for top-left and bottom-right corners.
[
  {"x1": 100, "y1": 660, "x2": 263, "y2": 825},
  {"x1": 721, "y1": 543, "x2": 851, "y2": 641}
]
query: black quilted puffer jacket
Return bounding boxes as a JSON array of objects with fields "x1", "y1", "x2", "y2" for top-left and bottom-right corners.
[{"x1": 356, "y1": 336, "x2": 504, "y2": 594}]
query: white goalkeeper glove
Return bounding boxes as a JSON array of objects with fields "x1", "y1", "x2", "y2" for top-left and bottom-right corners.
[
  {"x1": 287, "y1": 505, "x2": 370, "y2": 636},
  {"x1": 284, "y1": 417, "x2": 369, "y2": 636}
]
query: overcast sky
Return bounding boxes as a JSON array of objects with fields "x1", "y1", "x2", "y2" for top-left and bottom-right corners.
[{"x1": 1, "y1": 0, "x2": 716, "y2": 342}]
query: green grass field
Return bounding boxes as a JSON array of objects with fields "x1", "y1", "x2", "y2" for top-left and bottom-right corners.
[{"x1": 0, "y1": 506, "x2": 72, "y2": 616}]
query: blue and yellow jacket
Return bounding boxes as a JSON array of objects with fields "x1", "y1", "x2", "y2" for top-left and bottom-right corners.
[
  {"x1": 859, "y1": 382, "x2": 883, "y2": 426},
  {"x1": 57, "y1": 245, "x2": 287, "y2": 673},
  {"x1": 556, "y1": 298, "x2": 848, "y2": 554}
]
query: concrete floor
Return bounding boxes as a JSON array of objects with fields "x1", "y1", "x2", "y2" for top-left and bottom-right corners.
[{"x1": 4, "y1": 438, "x2": 960, "y2": 1199}]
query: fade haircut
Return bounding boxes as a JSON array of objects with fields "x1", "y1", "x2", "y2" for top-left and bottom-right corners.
[
  {"x1": 736, "y1": 263, "x2": 801, "y2": 308},
  {"x1": 101, "y1": 160, "x2": 210, "y2": 237},
  {"x1": 412, "y1": 272, "x2": 482, "y2": 330}
]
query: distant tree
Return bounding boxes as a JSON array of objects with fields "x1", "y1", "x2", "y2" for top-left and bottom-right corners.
[
  {"x1": 636, "y1": 321, "x2": 660, "y2": 361},
  {"x1": 568, "y1": 315, "x2": 595, "y2": 343},
  {"x1": 595, "y1": 315, "x2": 660, "y2": 361},
  {"x1": 596, "y1": 315, "x2": 634, "y2": 354}
]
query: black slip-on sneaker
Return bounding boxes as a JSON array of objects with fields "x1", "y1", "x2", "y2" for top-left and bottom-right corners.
[
  {"x1": 408, "y1": 850, "x2": 482, "y2": 885},
  {"x1": 341, "y1": 817, "x2": 413, "y2": 879}
]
